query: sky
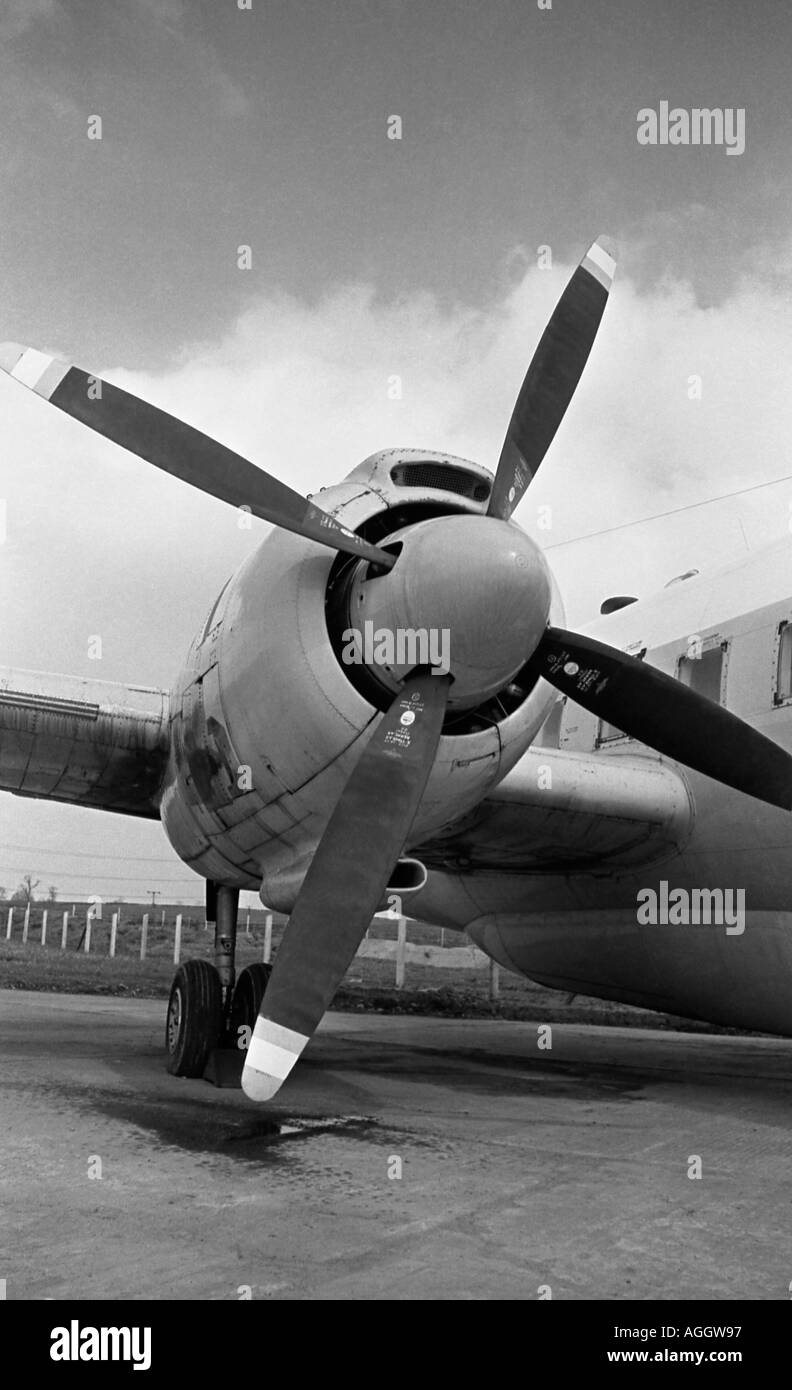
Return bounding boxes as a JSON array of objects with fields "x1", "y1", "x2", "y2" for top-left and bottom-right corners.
[{"x1": 1, "y1": 0, "x2": 792, "y2": 902}]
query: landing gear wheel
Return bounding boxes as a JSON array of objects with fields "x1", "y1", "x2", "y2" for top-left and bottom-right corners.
[
  {"x1": 165, "y1": 959, "x2": 224, "y2": 1076},
  {"x1": 227, "y1": 962, "x2": 273, "y2": 1045}
]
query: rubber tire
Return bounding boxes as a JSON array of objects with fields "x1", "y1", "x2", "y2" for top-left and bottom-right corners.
[
  {"x1": 227, "y1": 962, "x2": 273, "y2": 1046},
  {"x1": 165, "y1": 959, "x2": 224, "y2": 1077}
]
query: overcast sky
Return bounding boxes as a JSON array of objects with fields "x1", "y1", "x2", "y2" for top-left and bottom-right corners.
[{"x1": 1, "y1": 0, "x2": 791, "y2": 903}]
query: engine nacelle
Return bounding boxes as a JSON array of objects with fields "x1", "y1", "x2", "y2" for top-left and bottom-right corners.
[{"x1": 159, "y1": 449, "x2": 564, "y2": 907}]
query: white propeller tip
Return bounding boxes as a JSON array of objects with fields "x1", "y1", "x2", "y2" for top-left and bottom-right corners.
[
  {"x1": 241, "y1": 1064, "x2": 284, "y2": 1102},
  {"x1": 594, "y1": 233, "x2": 618, "y2": 260},
  {"x1": 0, "y1": 341, "x2": 70, "y2": 397},
  {"x1": 241, "y1": 1016, "x2": 309, "y2": 1102},
  {"x1": 583, "y1": 236, "x2": 617, "y2": 290}
]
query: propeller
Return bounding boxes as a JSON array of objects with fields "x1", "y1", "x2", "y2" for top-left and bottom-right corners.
[
  {"x1": 0, "y1": 342, "x2": 395, "y2": 570},
  {"x1": 521, "y1": 626, "x2": 792, "y2": 811},
  {"x1": 488, "y1": 235, "x2": 616, "y2": 521},
  {"x1": 242, "y1": 670, "x2": 450, "y2": 1100}
]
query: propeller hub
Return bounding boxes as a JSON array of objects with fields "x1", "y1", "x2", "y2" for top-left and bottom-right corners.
[{"x1": 343, "y1": 514, "x2": 551, "y2": 710}]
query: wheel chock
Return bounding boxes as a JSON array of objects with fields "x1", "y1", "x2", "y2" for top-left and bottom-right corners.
[{"x1": 203, "y1": 1048, "x2": 244, "y2": 1087}]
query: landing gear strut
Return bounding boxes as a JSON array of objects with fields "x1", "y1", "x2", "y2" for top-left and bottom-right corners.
[
  {"x1": 213, "y1": 882, "x2": 239, "y2": 1004},
  {"x1": 164, "y1": 882, "x2": 272, "y2": 1079}
]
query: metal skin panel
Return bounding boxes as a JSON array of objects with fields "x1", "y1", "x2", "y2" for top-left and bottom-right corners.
[
  {"x1": 466, "y1": 910, "x2": 792, "y2": 1037},
  {"x1": 159, "y1": 451, "x2": 562, "y2": 894},
  {"x1": 412, "y1": 746, "x2": 693, "y2": 873},
  {"x1": 0, "y1": 671, "x2": 169, "y2": 817}
]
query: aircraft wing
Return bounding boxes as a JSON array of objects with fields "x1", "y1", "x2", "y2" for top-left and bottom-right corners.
[
  {"x1": 412, "y1": 745, "x2": 693, "y2": 873},
  {"x1": 0, "y1": 668, "x2": 170, "y2": 819}
]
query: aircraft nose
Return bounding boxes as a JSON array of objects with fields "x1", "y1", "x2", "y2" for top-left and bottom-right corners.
[{"x1": 348, "y1": 514, "x2": 552, "y2": 709}]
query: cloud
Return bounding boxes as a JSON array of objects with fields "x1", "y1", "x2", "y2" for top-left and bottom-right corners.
[
  {"x1": 124, "y1": 248, "x2": 792, "y2": 606},
  {"x1": 2, "y1": 247, "x2": 792, "y2": 700}
]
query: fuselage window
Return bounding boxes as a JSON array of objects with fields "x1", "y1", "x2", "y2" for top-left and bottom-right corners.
[
  {"x1": 597, "y1": 719, "x2": 627, "y2": 745},
  {"x1": 677, "y1": 644, "x2": 726, "y2": 705},
  {"x1": 775, "y1": 622, "x2": 792, "y2": 704}
]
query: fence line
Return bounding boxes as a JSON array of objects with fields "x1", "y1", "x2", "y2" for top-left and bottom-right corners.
[
  {"x1": 395, "y1": 915, "x2": 407, "y2": 989},
  {"x1": 3, "y1": 906, "x2": 499, "y2": 996}
]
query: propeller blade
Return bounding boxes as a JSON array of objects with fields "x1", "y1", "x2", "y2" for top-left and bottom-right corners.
[
  {"x1": 522, "y1": 626, "x2": 792, "y2": 811},
  {"x1": 488, "y1": 236, "x2": 616, "y2": 521},
  {"x1": 0, "y1": 341, "x2": 394, "y2": 569},
  {"x1": 242, "y1": 670, "x2": 450, "y2": 1101}
]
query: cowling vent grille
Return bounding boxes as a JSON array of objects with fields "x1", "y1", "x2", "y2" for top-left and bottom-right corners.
[{"x1": 390, "y1": 461, "x2": 490, "y2": 503}]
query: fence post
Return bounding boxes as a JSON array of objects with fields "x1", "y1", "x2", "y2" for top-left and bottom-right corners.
[
  {"x1": 395, "y1": 915, "x2": 407, "y2": 989},
  {"x1": 245, "y1": 909, "x2": 251, "y2": 936},
  {"x1": 160, "y1": 909, "x2": 165, "y2": 929},
  {"x1": 263, "y1": 912, "x2": 273, "y2": 964},
  {"x1": 41, "y1": 910, "x2": 48, "y2": 946},
  {"x1": 22, "y1": 904, "x2": 30, "y2": 944},
  {"x1": 140, "y1": 913, "x2": 149, "y2": 961},
  {"x1": 109, "y1": 911, "x2": 118, "y2": 958},
  {"x1": 5, "y1": 908, "x2": 12, "y2": 940},
  {"x1": 489, "y1": 958, "x2": 500, "y2": 1002},
  {"x1": 61, "y1": 912, "x2": 69, "y2": 950},
  {"x1": 84, "y1": 913, "x2": 92, "y2": 954},
  {"x1": 173, "y1": 913, "x2": 182, "y2": 965}
]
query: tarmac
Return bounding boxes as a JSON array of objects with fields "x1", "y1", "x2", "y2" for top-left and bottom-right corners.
[{"x1": 2, "y1": 989, "x2": 792, "y2": 1300}]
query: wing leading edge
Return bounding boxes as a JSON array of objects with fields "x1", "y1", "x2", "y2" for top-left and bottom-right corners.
[
  {"x1": 412, "y1": 745, "x2": 694, "y2": 873},
  {"x1": 0, "y1": 668, "x2": 170, "y2": 818}
]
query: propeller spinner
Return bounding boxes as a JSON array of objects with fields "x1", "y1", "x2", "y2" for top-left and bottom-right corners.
[{"x1": 342, "y1": 514, "x2": 552, "y2": 709}]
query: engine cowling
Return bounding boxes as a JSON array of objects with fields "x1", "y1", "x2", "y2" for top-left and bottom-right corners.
[{"x1": 159, "y1": 449, "x2": 564, "y2": 907}]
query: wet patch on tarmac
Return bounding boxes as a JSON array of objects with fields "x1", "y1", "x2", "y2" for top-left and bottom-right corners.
[
  {"x1": 223, "y1": 1112, "x2": 377, "y2": 1147},
  {"x1": 336, "y1": 1043, "x2": 648, "y2": 1099},
  {"x1": 85, "y1": 1090, "x2": 395, "y2": 1165}
]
